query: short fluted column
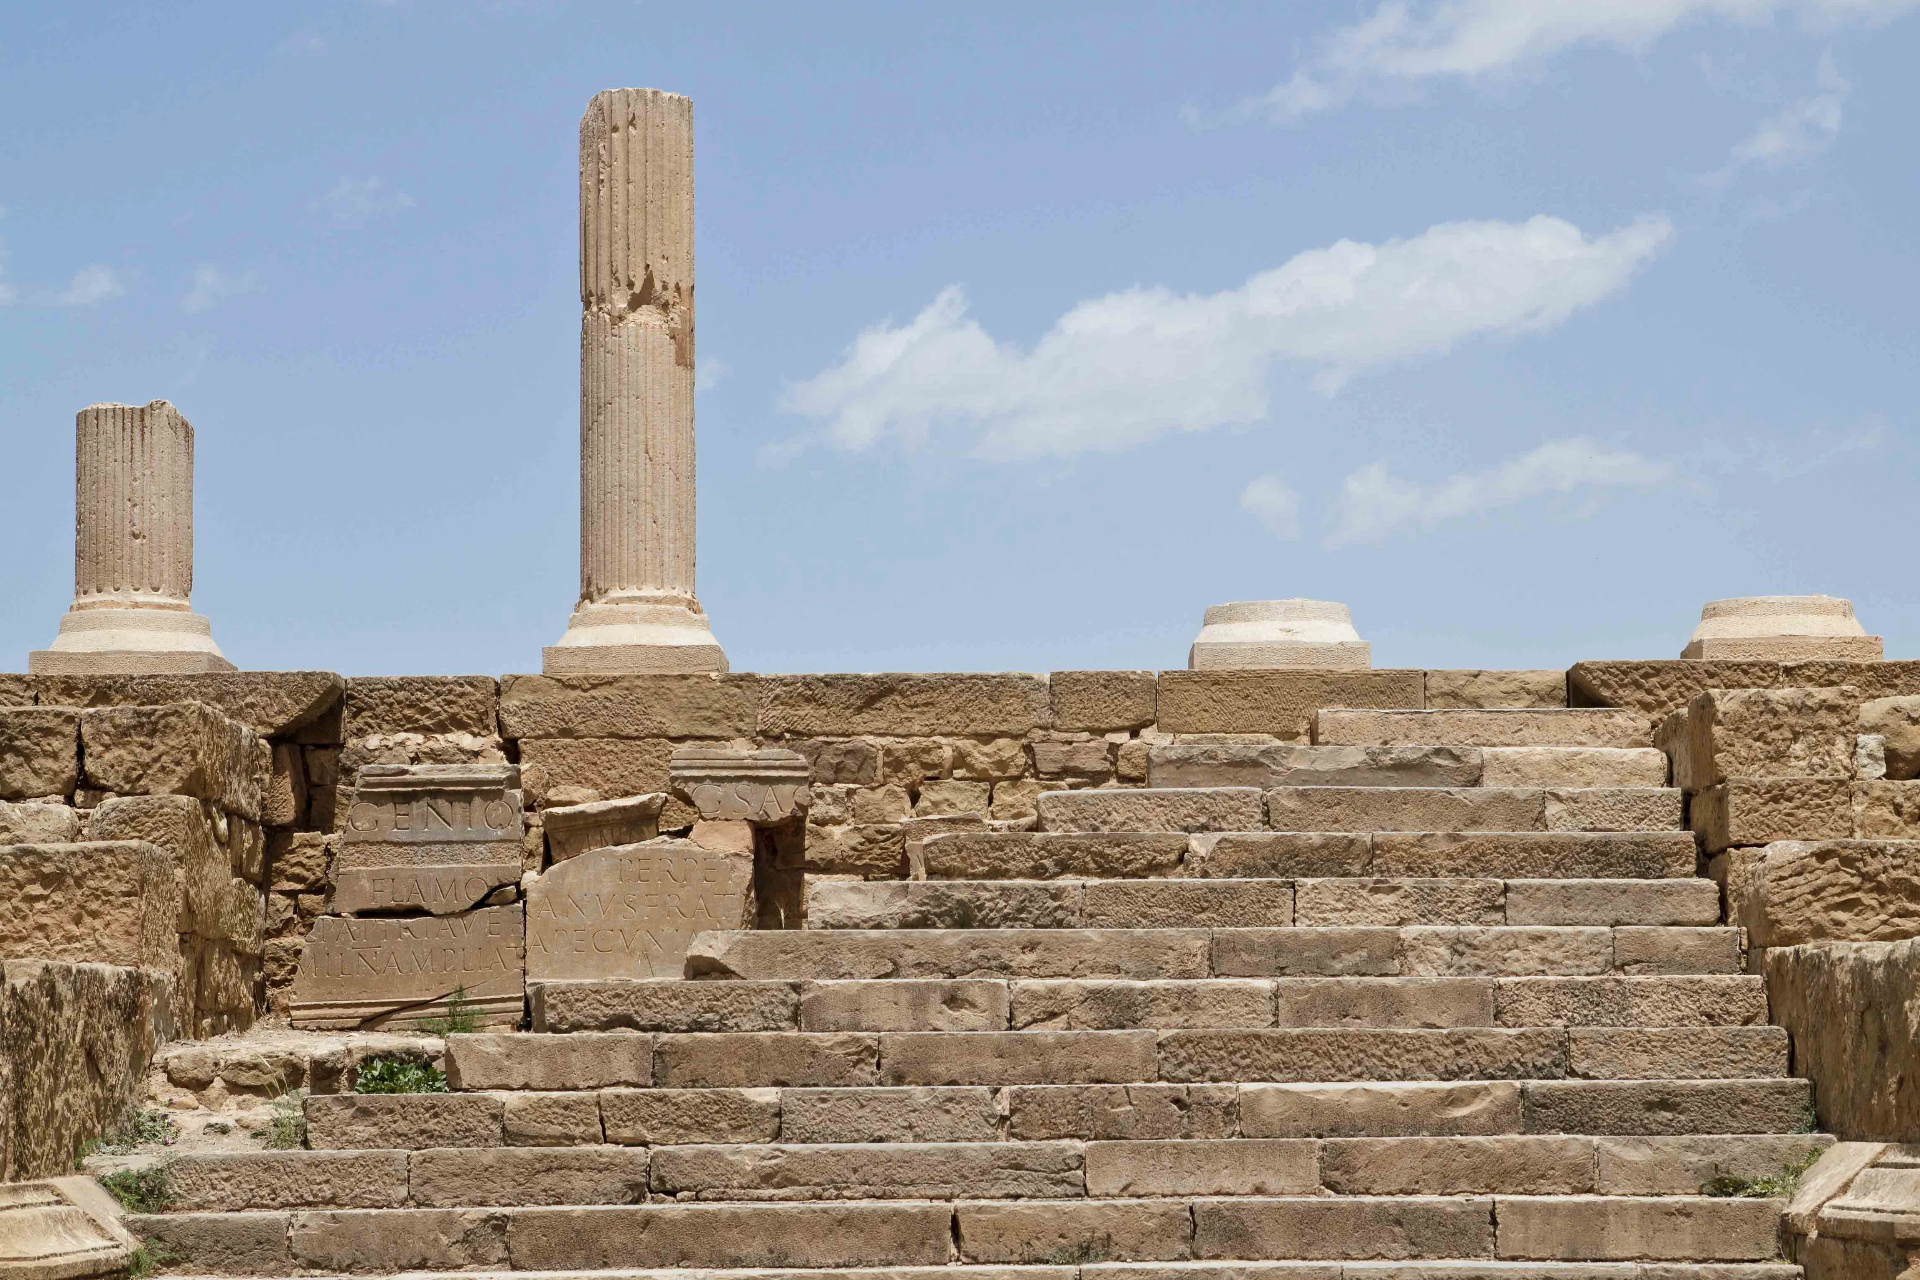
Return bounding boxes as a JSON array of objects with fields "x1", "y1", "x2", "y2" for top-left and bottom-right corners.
[
  {"x1": 29, "y1": 399, "x2": 233, "y2": 674},
  {"x1": 544, "y1": 87, "x2": 727, "y2": 674}
]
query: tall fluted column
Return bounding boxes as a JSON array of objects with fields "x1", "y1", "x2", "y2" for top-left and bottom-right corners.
[
  {"x1": 29, "y1": 399, "x2": 234, "y2": 674},
  {"x1": 544, "y1": 87, "x2": 727, "y2": 674}
]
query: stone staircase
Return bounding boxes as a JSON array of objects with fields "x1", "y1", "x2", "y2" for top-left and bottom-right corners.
[{"x1": 134, "y1": 707, "x2": 1824, "y2": 1278}]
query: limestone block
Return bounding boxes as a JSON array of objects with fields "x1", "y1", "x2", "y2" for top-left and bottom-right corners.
[
  {"x1": 1732, "y1": 841, "x2": 1920, "y2": 950},
  {"x1": 1566, "y1": 1025, "x2": 1786, "y2": 1079},
  {"x1": 687, "y1": 927, "x2": 1209, "y2": 982},
  {"x1": 957, "y1": 1198, "x2": 1193, "y2": 1262},
  {"x1": 1768, "y1": 939, "x2": 1920, "y2": 1140},
  {"x1": 851, "y1": 785, "x2": 912, "y2": 823},
  {"x1": 1188, "y1": 599, "x2": 1370, "y2": 670},
  {"x1": 0, "y1": 841, "x2": 178, "y2": 972},
  {"x1": 1595, "y1": 1133, "x2": 1831, "y2": 1195},
  {"x1": 87, "y1": 794, "x2": 251, "y2": 948},
  {"x1": 1504, "y1": 879, "x2": 1721, "y2": 927},
  {"x1": 784, "y1": 1085, "x2": 1000, "y2": 1142},
  {"x1": 1494, "y1": 975, "x2": 1765, "y2": 1027},
  {"x1": 1316, "y1": 707, "x2": 1650, "y2": 748},
  {"x1": 810, "y1": 882, "x2": 1075, "y2": 932},
  {"x1": 800, "y1": 978, "x2": 1008, "y2": 1031},
  {"x1": 288, "y1": 1207, "x2": 509, "y2": 1271},
  {"x1": 915, "y1": 779, "x2": 992, "y2": 815},
  {"x1": 1157, "y1": 1027, "x2": 1568, "y2": 1083},
  {"x1": 1212, "y1": 927, "x2": 1399, "y2": 977},
  {"x1": 267, "y1": 831, "x2": 330, "y2": 891},
  {"x1": 1853, "y1": 780, "x2": 1920, "y2": 838},
  {"x1": 1031, "y1": 737, "x2": 1116, "y2": 781},
  {"x1": 653, "y1": 1140, "x2": 1083, "y2": 1201},
  {"x1": 880, "y1": 1029, "x2": 1158, "y2": 1086},
  {"x1": 1785, "y1": 660, "x2": 1920, "y2": 701},
  {"x1": 304, "y1": 1094, "x2": 503, "y2": 1150},
  {"x1": 122, "y1": 1212, "x2": 291, "y2": 1276},
  {"x1": 1481, "y1": 747, "x2": 1667, "y2": 788},
  {"x1": 1236, "y1": 1081, "x2": 1523, "y2": 1137},
  {"x1": 600, "y1": 1087, "x2": 780, "y2": 1144},
  {"x1": 1149, "y1": 740, "x2": 1482, "y2": 790},
  {"x1": 508, "y1": 1203, "x2": 954, "y2": 1270},
  {"x1": 1693, "y1": 778, "x2": 1852, "y2": 852},
  {"x1": 1667, "y1": 686, "x2": 1857, "y2": 792},
  {"x1": 1684, "y1": 594, "x2": 1881, "y2": 661},
  {"x1": 877, "y1": 739, "x2": 954, "y2": 785},
  {"x1": 531, "y1": 977, "x2": 796, "y2": 1033},
  {"x1": 81, "y1": 701, "x2": 261, "y2": 818},
  {"x1": 1784, "y1": 1141, "x2": 1887, "y2": 1238},
  {"x1": 444, "y1": 1032, "x2": 651, "y2": 1090},
  {"x1": 1371, "y1": 831, "x2": 1695, "y2": 879},
  {"x1": 652, "y1": 1032, "x2": 879, "y2": 1088},
  {"x1": 1006, "y1": 1083, "x2": 1235, "y2": 1141},
  {"x1": 1320, "y1": 1134, "x2": 1594, "y2": 1195},
  {"x1": 1010, "y1": 978, "x2": 1271, "y2": 1030},
  {"x1": 406, "y1": 1146, "x2": 649, "y2": 1207},
  {"x1": 802, "y1": 824, "x2": 907, "y2": 878},
  {"x1": 1186, "y1": 832, "x2": 1371, "y2": 878},
  {"x1": 541, "y1": 793, "x2": 665, "y2": 864},
  {"x1": 1425, "y1": 669, "x2": 1568, "y2": 709},
  {"x1": 263, "y1": 741, "x2": 307, "y2": 827},
  {"x1": 1859, "y1": 733, "x2": 1890, "y2": 780},
  {"x1": 1270, "y1": 976, "x2": 1495, "y2": 1028},
  {"x1": 527, "y1": 837, "x2": 752, "y2": 981},
  {"x1": 166, "y1": 1150, "x2": 408, "y2": 1211},
  {"x1": 35, "y1": 672, "x2": 342, "y2": 738},
  {"x1": 1493, "y1": 1194, "x2": 1784, "y2": 1260},
  {"x1": 1855, "y1": 696, "x2": 1920, "y2": 780},
  {"x1": 1037, "y1": 787, "x2": 1264, "y2": 833},
  {"x1": 1568, "y1": 660, "x2": 1783, "y2": 720},
  {"x1": 0, "y1": 801, "x2": 79, "y2": 844},
  {"x1": 1399, "y1": 925, "x2": 1613, "y2": 977},
  {"x1": 0, "y1": 1176, "x2": 137, "y2": 1278},
  {"x1": 289, "y1": 904, "x2": 525, "y2": 1030},
  {"x1": 759, "y1": 673, "x2": 1050, "y2": 737},
  {"x1": 0, "y1": 675, "x2": 32, "y2": 706},
  {"x1": 1156, "y1": 670, "x2": 1423, "y2": 738},
  {"x1": 1544, "y1": 787, "x2": 1683, "y2": 833},
  {"x1": 789, "y1": 739, "x2": 883, "y2": 786},
  {"x1": 670, "y1": 746, "x2": 812, "y2": 823},
  {"x1": 1191, "y1": 1196, "x2": 1492, "y2": 1261},
  {"x1": 1520, "y1": 1078, "x2": 1812, "y2": 1135},
  {"x1": 518, "y1": 737, "x2": 673, "y2": 807},
  {"x1": 1082, "y1": 879, "x2": 1293, "y2": 928},
  {"x1": 1084, "y1": 1138, "x2": 1318, "y2": 1196},
  {"x1": 949, "y1": 737, "x2": 1029, "y2": 780},
  {"x1": 330, "y1": 764, "x2": 524, "y2": 915},
  {"x1": 988, "y1": 778, "x2": 1068, "y2": 822},
  {"x1": 0, "y1": 707, "x2": 79, "y2": 800},
  {"x1": 343, "y1": 676, "x2": 498, "y2": 738},
  {"x1": 1269, "y1": 785, "x2": 1546, "y2": 833},
  {"x1": 1050, "y1": 670, "x2": 1156, "y2": 732},
  {"x1": 1293, "y1": 878, "x2": 1502, "y2": 927},
  {"x1": 919, "y1": 831, "x2": 1186, "y2": 880},
  {"x1": 1115, "y1": 739, "x2": 1150, "y2": 782}
]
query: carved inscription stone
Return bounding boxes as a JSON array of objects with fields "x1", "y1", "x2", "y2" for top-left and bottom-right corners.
[
  {"x1": 526, "y1": 838, "x2": 752, "y2": 981},
  {"x1": 290, "y1": 903, "x2": 525, "y2": 1030},
  {"x1": 669, "y1": 747, "x2": 812, "y2": 824},
  {"x1": 544, "y1": 792, "x2": 667, "y2": 864},
  {"x1": 332, "y1": 764, "x2": 524, "y2": 915}
]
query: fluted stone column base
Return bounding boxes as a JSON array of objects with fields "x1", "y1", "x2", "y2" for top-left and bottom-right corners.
[
  {"x1": 30, "y1": 603, "x2": 234, "y2": 675},
  {"x1": 543, "y1": 592, "x2": 728, "y2": 674}
]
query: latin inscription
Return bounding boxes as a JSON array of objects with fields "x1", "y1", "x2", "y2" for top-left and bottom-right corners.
[{"x1": 525, "y1": 839, "x2": 752, "y2": 981}]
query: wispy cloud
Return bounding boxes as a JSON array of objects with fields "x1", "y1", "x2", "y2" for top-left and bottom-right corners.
[
  {"x1": 181, "y1": 264, "x2": 261, "y2": 314},
  {"x1": 51, "y1": 265, "x2": 127, "y2": 306},
  {"x1": 696, "y1": 357, "x2": 729, "y2": 392},
  {"x1": 780, "y1": 214, "x2": 1672, "y2": 462},
  {"x1": 316, "y1": 176, "x2": 415, "y2": 225},
  {"x1": 281, "y1": 29, "x2": 328, "y2": 54},
  {"x1": 1219, "y1": 0, "x2": 1912, "y2": 124},
  {"x1": 1241, "y1": 476, "x2": 1303, "y2": 538},
  {"x1": 1708, "y1": 51, "x2": 1848, "y2": 182},
  {"x1": 1325, "y1": 438, "x2": 1676, "y2": 546}
]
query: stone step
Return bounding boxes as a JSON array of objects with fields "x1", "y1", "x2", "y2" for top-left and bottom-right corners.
[
  {"x1": 154, "y1": 1132, "x2": 1829, "y2": 1209},
  {"x1": 1314, "y1": 708, "x2": 1654, "y2": 748},
  {"x1": 807, "y1": 877, "x2": 1722, "y2": 929},
  {"x1": 126, "y1": 1194, "x2": 1787, "y2": 1270},
  {"x1": 419, "y1": 1024, "x2": 1789, "y2": 1092},
  {"x1": 915, "y1": 830, "x2": 1699, "y2": 881},
  {"x1": 304, "y1": 1077, "x2": 1816, "y2": 1149},
  {"x1": 683, "y1": 926, "x2": 1742, "y2": 983},
  {"x1": 117, "y1": 1268, "x2": 1807, "y2": 1280},
  {"x1": 1031, "y1": 786, "x2": 1683, "y2": 835},
  {"x1": 1147, "y1": 741, "x2": 1667, "y2": 790}
]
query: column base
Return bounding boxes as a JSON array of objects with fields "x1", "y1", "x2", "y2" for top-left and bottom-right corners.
[
  {"x1": 543, "y1": 595, "x2": 729, "y2": 675},
  {"x1": 29, "y1": 605, "x2": 235, "y2": 675}
]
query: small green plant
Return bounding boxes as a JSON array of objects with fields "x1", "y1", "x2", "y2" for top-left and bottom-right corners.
[
  {"x1": 353, "y1": 1055, "x2": 448, "y2": 1094},
  {"x1": 263, "y1": 1089, "x2": 308, "y2": 1149},
  {"x1": 97, "y1": 1163, "x2": 171, "y2": 1214},
  {"x1": 1794, "y1": 1102, "x2": 1821, "y2": 1134},
  {"x1": 419, "y1": 986, "x2": 480, "y2": 1036},
  {"x1": 85, "y1": 1108, "x2": 179, "y2": 1158},
  {"x1": 127, "y1": 1238, "x2": 181, "y2": 1278},
  {"x1": 1702, "y1": 1148, "x2": 1824, "y2": 1199}
]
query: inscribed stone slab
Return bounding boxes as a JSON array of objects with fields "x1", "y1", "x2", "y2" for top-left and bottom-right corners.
[
  {"x1": 332, "y1": 764, "x2": 524, "y2": 915},
  {"x1": 289, "y1": 903, "x2": 525, "y2": 1030},
  {"x1": 526, "y1": 838, "x2": 753, "y2": 981}
]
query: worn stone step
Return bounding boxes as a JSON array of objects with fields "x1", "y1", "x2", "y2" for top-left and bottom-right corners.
[
  {"x1": 806, "y1": 877, "x2": 1721, "y2": 930},
  {"x1": 914, "y1": 832, "x2": 1192, "y2": 880},
  {"x1": 687, "y1": 928, "x2": 1213, "y2": 981},
  {"x1": 1370, "y1": 833, "x2": 1696, "y2": 880},
  {"x1": 126, "y1": 1263, "x2": 1804, "y2": 1280},
  {"x1": 1210, "y1": 926, "x2": 1741, "y2": 978},
  {"x1": 1037, "y1": 788, "x2": 1267, "y2": 834},
  {"x1": 1148, "y1": 742, "x2": 1485, "y2": 790},
  {"x1": 1264, "y1": 787, "x2": 1682, "y2": 834},
  {"x1": 1314, "y1": 708, "x2": 1653, "y2": 749}
]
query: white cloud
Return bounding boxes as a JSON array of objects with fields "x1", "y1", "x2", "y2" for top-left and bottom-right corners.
[
  {"x1": 696, "y1": 357, "x2": 729, "y2": 392},
  {"x1": 1325, "y1": 437, "x2": 1676, "y2": 546},
  {"x1": 1241, "y1": 475, "x2": 1303, "y2": 538},
  {"x1": 781, "y1": 214, "x2": 1672, "y2": 462},
  {"x1": 1233, "y1": 0, "x2": 1911, "y2": 123},
  {"x1": 180, "y1": 264, "x2": 261, "y2": 314},
  {"x1": 317, "y1": 176, "x2": 415, "y2": 225},
  {"x1": 1718, "y1": 51, "x2": 1848, "y2": 177},
  {"x1": 52, "y1": 265, "x2": 127, "y2": 306}
]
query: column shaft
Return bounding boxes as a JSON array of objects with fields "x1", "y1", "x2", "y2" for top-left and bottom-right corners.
[{"x1": 74, "y1": 401, "x2": 194, "y2": 607}]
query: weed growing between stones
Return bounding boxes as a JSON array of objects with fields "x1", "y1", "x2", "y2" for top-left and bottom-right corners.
[
  {"x1": 1702, "y1": 1148, "x2": 1824, "y2": 1198},
  {"x1": 420, "y1": 985, "x2": 480, "y2": 1036},
  {"x1": 264, "y1": 1089, "x2": 308, "y2": 1149},
  {"x1": 85, "y1": 1108, "x2": 179, "y2": 1158},
  {"x1": 98, "y1": 1163, "x2": 171, "y2": 1214},
  {"x1": 127, "y1": 1238, "x2": 181, "y2": 1279},
  {"x1": 353, "y1": 1054, "x2": 448, "y2": 1094}
]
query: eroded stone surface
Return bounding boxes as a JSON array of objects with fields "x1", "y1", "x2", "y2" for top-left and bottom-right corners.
[
  {"x1": 526, "y1": 838, "x2": 752, "y2": 981},
  {"x1": 290, "y1": 904, "x2": 525, "y2": 1030}
]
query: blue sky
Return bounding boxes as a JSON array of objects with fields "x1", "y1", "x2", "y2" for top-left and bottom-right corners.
[{"x1": 2, "y1": 0, "x2": 1915, "y2": 676}]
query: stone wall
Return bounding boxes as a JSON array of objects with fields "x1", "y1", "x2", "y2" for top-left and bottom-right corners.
[
  {"x1": 0, "y1": 959, "x2": 173, "y2": 1181},
  {"x1": 1767, "y1": 939, "x2": 1920, "y2": 1142}
]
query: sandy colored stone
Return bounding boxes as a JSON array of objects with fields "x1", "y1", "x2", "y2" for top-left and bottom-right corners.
[
  {"x1": 123, "y1": 1211, "x2": 291, "y2": 1275},
  {"x1": 1237, "y1": 1081, "x2": 1523, "y2": 1137},
  {"x1": 289, "y1": 904, "x2": 525, "y2": 1030},
  {"x1": 289, "y1": 1207, "x2": 509, "y2": 1270},
  {"x1": 1612, "y1": 926, "x2": 1741, "y2": 975},
  {"x1": 343, "y1": 675, "x2": 497, "y2": 738},
  {"x1": 1082, "y1": 879, "x2": 1292, "y2": 929},
  {"x1": 1398, "y1": 926, "x2": 1613, "y2": 976},
  {"x1": 1568, "y1": 661, "x2": 1783, "y2": 720},
  {"x1": 166, "y1": 1150, "x2": 408, "y2": 1211},
  {"x1": 531, "y1": 976, "x2": 796, "y2": 1032},
  {"x1": 1493, "y1": 1194, "x2": 1784, "y2": 1261},
  {"x1": 1038, "y1": 787, "x2": 1263, "y2": 834},
  {"x1": 1266, "y1": 787, "x2": 1545, "y2": 834},
  {"x1": 35, "y1": 671, "x2": 343, "y2": 737},
  {"x1": 0, "y1": 801, "x2": 79, "y2": 844},
  {"x1": 807, "y1": 879, "x2": 1081, "y2": 929},
  {"x1": 802, "y1": 823, "x2": 907, "y2": 878},
  {"x1": 1270, "y1": 976, "x2": 1494, "y2": 1028},
  {"x1": 689, "y1": 927, "x2": 1210, "y2": 981},
  {"x1": 1150, "y1": 741, "x2": 1482, "y2": 790},
  {"x1": 0, "y1": 1179, "x2": 138, "y2": 1280},
  {"x1": 81, "y1": 701, "x2": 261, "y2": 818},
  {"x1": 499, "y1": 673, "x2": 759, "y2": 739},
  {"x1": 653, "y1": 1140, "x2": 1083, "y2": 1201},
  {"x1": 1156, "y1": 670, "x2": 1424, "y2": 738},
  {"x1": 916, "y1": 778, "x2": 992, "y2": 816},
  {"x1": 0, "y1": 708, "x2": 78, "y2": 800},
  {"x1": 1192, "y1": 1196, "x2": 1493, "y2": 1261},
  {"x1": 509, "y1": 1202, "x2": 955, "y2": 1269},
  {"x1": 1032, "y1": 737, "x2": 1117, "y2": 782},
  {"x1": 1294, "y1": 878, "x2": 1503, "y2": 927},
  {"x1": 1316, "y1": 708, "x2": 1649, "y2": 748},
  {"x1": 1372, "y1": 831, "x2": 1696, "y2": 880},
  {"x1": 880, "y1": 1029, "x2": 1158, "y2": 1085},
  {"x1": 1495, "y1": 975, "x2": 1766, "y2": 1027},
  {"x1": 1010, "y1": 978, "x2": 1270, "y2": 1030},
  {"x1": 1522, "y1": 1078, "x2": 1812, "y2": 1136},
  {"x1": 919, "y1": 831, "x2": 1187, "y2": 879},
  {"x1": 542, "y1": 793, "x2": 666, "y2": 863},
  {"x1": 527, "y1": 838, "x2": 752, "y2": 982},
  {"x1": 1157, "y1": 1027, "x2": 1567, "y2": 1083},
  {"x1": 1187, "y1": 832, "x2": 1371, "y2": 878},
  {"x1": 653, "y1": 1031, "x2": 878, "y2": 1088},
  {"x1": 957, "y1": 1199, "x2": 1194, "y2": 1263},
  {"x1": 1851, "y1": 781, "x2": 1920, "y2": 838},
  {"x1": 760, "y1": 673, "x2": 1050, "y2": 737},
  {"x1": 798, "y1": 978, "x2": 1008, "y2": 1031},
  {"x1": 0, "y1": 840, "x2": 177, "y2": 972},
  {"x1": 1669, "y1": 686, "x2": 1856, "y2": 792},
  {"x1": 1595, "y1": 1133, "x2": 1831, "y2": 1194},
  {"x1": 1322, "y1": 1134, "x2": 1593, "y2": 1194},
  {"x1": 1213, "y1": 926, "x2": 1400, "y2": 977},
  {"x1": 304, "y1": 1093, "x2": 504, "y2": 1150},
  {"x1": 601, "y1": 1086, "x2": 780, "y2": 1144},
  {"x1": 781, "y1": 1085, "x2": 998, "y2": 1142},
  {"x1": 408, "y1": 1145, "x2": 650, "y2": 1206},
  {"x1": 1693, "y1": 778, "x2": 1853, "y2": 853},
  {"x1": 88, "y1": 794, "x2": 259, "y2": 948},
  {"x1": 991, "y1": 777, "x2": 1068, "y2": 822},
  {"x1": 503, "y1": 1090, "x2": 603, "y2": 1145},
  {"x1": 1007, "y1": 1083, "x2": 1236, "y2": 1140},
  {"x1": 1859, "y1": 696, "x2": 1920, "y2": 780},
  {"x1": 1086, "y1": 1138, "x2": 1318, "y2": 1196},
  {"x1": 1051, "y1": 670, "x2": 1157, "y2": 732},
  {"x1": 518, "y1": 736, "x2": 674, "y2": 809},
  {"x1": 1482, "y1": 747, "x2": 1668, "y2": 788},
  {"x1": 1567, "y1": 1026, "x2": 1788, "y2": 1079},
  {"x1": 445, "y1": 1031, "x2": 651, "y2": 1090},
  {"x1": 267, "y1": 830, "x2": 331, "y2": 891},
  {"x1": 1726, "y1": 841, "x2": 1920, "y2": 948},
  {"x1": 1425, "y1": 670, "x2": 1568, "y2": 709},
  {"x1": 1505, "y1": 879, "x2": 1720, "y2": 926},
  {"x1": 1767, "y1": 939, "x2": 1920, "y2": 1140}
]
